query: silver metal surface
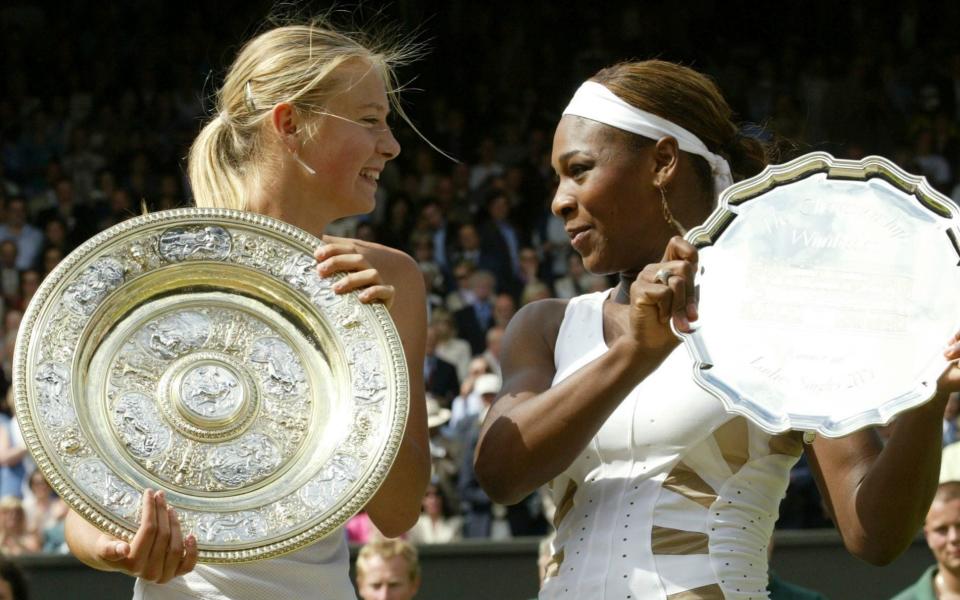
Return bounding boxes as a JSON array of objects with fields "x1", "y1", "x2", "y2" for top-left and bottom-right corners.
[
  {"x1": 14, "y1": 208, "x2": 409, "y2": 562},
  {"x1": 680, "y1": 152, "x2": 960, "y2": 437}
]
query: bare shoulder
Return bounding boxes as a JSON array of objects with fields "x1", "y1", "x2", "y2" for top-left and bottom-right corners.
[{"x1": 501, "y1": 298, "x2": 569, "y2": 370}]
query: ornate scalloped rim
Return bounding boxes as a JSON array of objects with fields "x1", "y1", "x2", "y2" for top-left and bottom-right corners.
[
  {"x1": 681, "y1": 151, "x2": 960, "y2": 437},
  {"x1": 13, "y1": 207, "x2": 409, "y2": 563}
]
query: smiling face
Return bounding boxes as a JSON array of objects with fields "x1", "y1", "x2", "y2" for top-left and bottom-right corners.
[
  {"x1": 550, "y1": 116, "x2": 671, "y2": 276},
  {"x1": 296, "y1": 60, "x2": 401, "y2": 222}
]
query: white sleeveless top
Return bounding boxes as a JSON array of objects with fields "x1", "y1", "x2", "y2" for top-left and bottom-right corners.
[
  {"x1": 133, "y1": 529, "x2": 355, "y2": 600},
  {"x1": 540, "y1": 292, "x2": 803, "y2": 600}
]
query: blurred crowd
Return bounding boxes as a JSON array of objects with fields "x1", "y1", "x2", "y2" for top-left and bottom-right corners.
[{"x1": 2, "y1": 0, "x2": 960, "y2": 558}]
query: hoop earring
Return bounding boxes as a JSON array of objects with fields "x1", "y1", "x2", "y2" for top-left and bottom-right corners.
[
  {"x1": 293, "y1": 151, "x2": 316, "y2": 176},
  {"x1": 659, "y1": 185, "x2": 687, "y2": 236}
]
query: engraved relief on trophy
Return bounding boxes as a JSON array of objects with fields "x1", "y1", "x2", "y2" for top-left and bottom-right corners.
[
  {"x1": 34, "y1": 361, "x2": 75, "y2": 428},
  {"x1": 62, "y1": 256, "x2": 126, "y2": 316},
  {"x1": 112, "y1": 392, "x2": 172, "y2": 459},
  {"x1": 73, "y1": 459, "x2": 140, "y2": 520},
  {"x1": 137, "y1": 311, "x2": 211, "y2": 360},
  {"x1": 349, "y1": 340, "x2": 386, "y2": 404},
  {"x1": 158, "y1": 225, "x2": 232, "y2": 262},
  {"x1": 194, "y1": 510, "x2": 269, "y2": 544},
  {"x1": 300, "y1": 454, "x2": 361, "y2": 510},
  {"x1": 180, "y1": 365, "x2": 244, "y2": 421},
  {"x1": 249, "y1": 337, "x2": 308, "y2": 399},
  {"x1": 16, "y1": 209, "x2": 409, "y2": 560},
  {"x1": 208, "y1": 433, "x2": 282, "y2": 488}
]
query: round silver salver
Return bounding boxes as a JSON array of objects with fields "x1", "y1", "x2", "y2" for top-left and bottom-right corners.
[
  {"x1": 13, "y1": 208, "x2": 409, "y2": 563},
  {"x1": 680, "y1": 152, "x2": 960, "y2": 437}
]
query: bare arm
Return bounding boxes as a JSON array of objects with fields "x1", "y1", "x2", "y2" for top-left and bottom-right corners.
[
  {"x1": 809, "y1": 342, "x2": 960, "y2": 565},
  {"x1": 475, "y1": 238, "x2": 699, "y2": 505},
  {"x1": 317, "y1": 239, "x2": 431, "y2": 536}
]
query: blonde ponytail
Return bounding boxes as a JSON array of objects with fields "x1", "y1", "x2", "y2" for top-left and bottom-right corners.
[{"x1": 188, "y1": 115, "x2": 252, "y2": 210}]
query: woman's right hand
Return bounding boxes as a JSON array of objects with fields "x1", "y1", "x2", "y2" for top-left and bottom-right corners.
[
  {"x1": 95, "y1": 489, "x2": 198, "y2": 583},
  {"x1": 627, "y1": 236, "x2": 699, "y2": 354}
]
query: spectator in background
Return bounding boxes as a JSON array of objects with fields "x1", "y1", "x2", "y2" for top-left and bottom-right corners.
[
  {"x1": 444, "y1": 260, "x2": 475, "y2": 313},
  {"x1": 0, "y1": 199, "x2": 42, "y2": 273},
  {"x1": 37, "y1": 179, "x2": 92, "y2": 248},
  {"x1": 457, "y1": 373, "x2": 501, "y2": 538},
  {"x1": 0, "y1": 311, "x2": 22, "y2": 386},
  {"x1": 41, "y1": 219, "x2": 72, "y2": 257},
  {"x1": 16, "y1": 272, "x2": 39, "y2": 313},
  {"x1": 0, "y1": 392, "x2": 29, "y2": 500},
  {"x1": 21, "y1": 470, "x2": 67, "y2": 554},
  {"x1": 446, "y1": 357, "x2": 493, "y2": 440},
  {"x1": 0, "y1": 556, "x2": 30, "y2": 600},
  {"x1": 553, "y1": 252, "x2": 590, "y2": 299},
  {"x1": 890, "y1": 481, "x2": 960, "y2": 599},
  {"x1": 96, "y1": 188, "x2": 135, "y2": 231},
  {"x1": 407, "y1": 482, "x2": 462, "y2": 545},
  {"x1": 424, "y1": 325, "x2": 460, "y2": 405},
  {"x1": 492, "y1": 293, "x2": 516, "y2": 330},
  {"x1": 521, "y1": 281, "x2": 551, "y2": 307},
  {"x1": 346, "y1": 511, "x2": 385, "y2": 546},
  {"x1": 479, "y1": 191, "x2": 521, "y2": 295},
  {"x1": 430, "y1": 310, "x2": 471, "y2": 381},
  {"x1": 0, "y1": 497, "x2": 40, "y2": 556},
  {"x1": 481, "y1": 326, "x2": 505, "y2": 377},
  {"x1": 0, "y1": 242, "x2": 18, "y2": 307},
  {"x1": 447, "y1": 223, "x2": 484, "y2": 275},
  {"x1": 39, "y1": 247, "x2": 63, "y2": 278},
  {"x1": 355, "y1": 539, "x2": 421, "y2": 600},
  {"x1": 453, "y1": 270, "x2": 496, "y2": 355},
  {"x1": 469, "y1": 137, "x2": 504, "y2": 191}
]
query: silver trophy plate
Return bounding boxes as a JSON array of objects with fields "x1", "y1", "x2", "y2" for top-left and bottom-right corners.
[
  {"x1": 680, "y1": 152, "x2": 960, "y2": 437},
  {"x1": 13, "y1": 208, "x2": 409, "y2": 563}
]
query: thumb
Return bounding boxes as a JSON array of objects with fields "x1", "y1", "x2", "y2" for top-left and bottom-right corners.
[{"x1": 98, "y1": 538, "x2": 130, "y2": 562}]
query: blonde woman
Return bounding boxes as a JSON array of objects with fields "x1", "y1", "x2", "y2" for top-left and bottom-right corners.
[
  {"x1": 0, "y1": 496, "x2": 40, "y2": 556},
  {"x1": 64, "y1": 21, "x2": 431, "y2": 599}
]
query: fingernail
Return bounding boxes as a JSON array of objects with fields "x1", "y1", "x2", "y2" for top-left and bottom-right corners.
[{"x1": 333, "y1": 282, "x2": 344, "y2": 292}]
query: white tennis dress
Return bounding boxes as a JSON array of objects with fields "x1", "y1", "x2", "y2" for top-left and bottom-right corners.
[
  {"x1": 133, "y1": 529, "x2": 355, "y2": 600},
  {"x1": 541, "y1": 291, "x2": 803, "y2": 600}
]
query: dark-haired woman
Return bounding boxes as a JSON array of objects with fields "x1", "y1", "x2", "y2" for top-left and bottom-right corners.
[{"x1": 475, "y1": 60, "x2": 960, "y2": 599}]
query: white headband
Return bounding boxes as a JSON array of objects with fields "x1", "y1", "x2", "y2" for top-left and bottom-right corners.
[{"x1": 562, "y1": 81, "x2": 734, "y2": 196}]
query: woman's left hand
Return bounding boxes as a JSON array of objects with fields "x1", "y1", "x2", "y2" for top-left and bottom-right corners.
[{"x1": 315, "y1": 237, "x2": 396, "y2": 309}]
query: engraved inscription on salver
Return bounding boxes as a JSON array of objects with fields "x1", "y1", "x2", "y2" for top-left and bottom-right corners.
[
  {"x1": 158, "y1": 226, "x2": 231, "y2": 262},
  {"x1": 112, "y1": 392, "x2": 171, "y2": 459},
  {"x1": 137, "y1": 311, "x2": 211, "y2": 360},
  {"x1": 749, "y1": 355, "x2": 876, "y2": 394},
  {"x1": 180, "y1": 365, "x2": 243, "y2": 420},
  {"x1": 740, "y1": 263, "x2": 910, "y2": 334},
  {"x1": 34, "y1": 362, "x2": 76, "y2": 428},
  {"x1": 62, "y1": 256, "x2": 125, "y2": 316},
  {"x1": 208, "y1": 433, "x2": 282, "y2": 488}
]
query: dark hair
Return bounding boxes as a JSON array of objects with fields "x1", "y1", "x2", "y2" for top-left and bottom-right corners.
[{"x1": 590, "y1": 60, "x2": 769, "y2": 196}]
